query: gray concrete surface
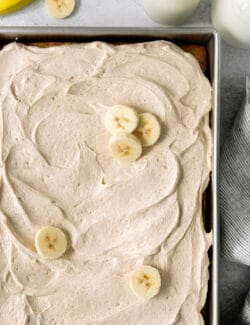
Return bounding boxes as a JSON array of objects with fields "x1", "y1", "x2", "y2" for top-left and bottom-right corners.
[{"x1": 0, "y1": 0, "x2": 249, "y2": 323}]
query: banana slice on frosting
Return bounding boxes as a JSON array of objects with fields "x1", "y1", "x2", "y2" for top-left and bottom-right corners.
[
  {"x1": 134, "y1": 113, "x2": 161, "y2": 147},
  {"x1": 35, "y1": 226, "x2": 67, "y2": 259},
  {"x1": 45, "y1": 0, "x2": 75, "y2": 19},
  {"x1": 129, "y1": 265, "x2": 161, "y2": 299},
  {"x1": 109, "y1": 133, "x2": 142, "y2": 163},
  {"x1": 105, "y1": 105, "x2": 139, "y2": 135}
]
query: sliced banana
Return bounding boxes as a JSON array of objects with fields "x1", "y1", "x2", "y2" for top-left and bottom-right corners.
[
  {"x1": 109, "y1": 133, "x2": 142, "y2": 163},
  {"x1": 134, "y1": 113, "x2": 161, "y2": 147},
  {"x1": 129, "y1": 265, "x2": 161, "y2": 299},
  {"x1": 105, "y1": 105, "x2": 139, "y2": 135},
  {"x1": 45, "y1": 0, "x2": 75, "y2": 19},
  {"x1": 35, "y1": 226, "x2": 67, "y2": 259}
]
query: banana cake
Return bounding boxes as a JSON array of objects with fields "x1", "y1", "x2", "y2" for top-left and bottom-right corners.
[{"x1": 0, "y1": 41, "x2": 212, "y2": 324}]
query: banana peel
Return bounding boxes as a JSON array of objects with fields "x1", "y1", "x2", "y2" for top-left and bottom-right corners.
[{"x1": 0, "y1": 0, "x2": 33, "y2": 15}]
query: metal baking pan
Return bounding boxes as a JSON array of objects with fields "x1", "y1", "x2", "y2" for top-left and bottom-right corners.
[{"x1": 0, "y1": 27, "x2": 220, "y2": 325}]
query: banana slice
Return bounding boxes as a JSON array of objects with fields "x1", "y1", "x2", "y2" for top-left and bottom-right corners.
[
  {"x1": 129, "y1": 265, "x2": 161, "y2": 299},
  {"x1": 35, "y1": 226, "x2": 67, "y2": 259},
  {"x1": 134, "y1": 113, "x2": 161, "y2": 147},
  {"x1": 109, "y1": 133, "x2": 142, "y2": 163},
  {"x1": 45, "y1": 0, "x2": 75, "y2": 19},
  {"x1": 105, "y1": 105, "x2": 139, "y2": 135}
]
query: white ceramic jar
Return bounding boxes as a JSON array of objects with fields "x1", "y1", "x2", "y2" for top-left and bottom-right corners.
[
  {"x1": 212, "y1": 0, "x2": 250, "y2": 49},
  {"x1": 143, "y1": 0, "x2": 200, "y2": 25}
]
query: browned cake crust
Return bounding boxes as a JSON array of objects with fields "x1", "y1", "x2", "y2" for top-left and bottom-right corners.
[{"x1": 181, "y1": 45, "x2": 207, "y2": 74}]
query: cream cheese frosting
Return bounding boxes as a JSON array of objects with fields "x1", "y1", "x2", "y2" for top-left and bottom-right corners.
[{"x1": 0, "y1": 41, "x2": 212, "y2": 325}]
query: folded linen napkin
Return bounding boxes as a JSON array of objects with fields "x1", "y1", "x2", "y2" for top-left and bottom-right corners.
[
  {"x1": 242, "y1": 291, "x2": 250, "y2": 323},
  {"x1": 219, "y1": 77, "x2": 250, "y2": 323}
]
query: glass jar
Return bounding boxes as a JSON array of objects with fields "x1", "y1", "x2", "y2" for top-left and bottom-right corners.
[
  {"x1": 212, "y1": 0, "x2": 250, "y2": 49},
  {"x1": 143, "y1": 0, "x2": 200, "y2": 25}
]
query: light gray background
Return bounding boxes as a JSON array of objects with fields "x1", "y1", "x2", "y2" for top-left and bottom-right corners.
[{"x1": 0, "y1": 0, "x2": 249, "y2": 324}]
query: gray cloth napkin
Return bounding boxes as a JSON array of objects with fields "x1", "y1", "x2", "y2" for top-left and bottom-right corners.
[
  {"x1": 243, "y1": 291, "x2": 250, "y2": 323},
  {"x1": 220, "y1": 77, "x2": 250, "y2": 323}
]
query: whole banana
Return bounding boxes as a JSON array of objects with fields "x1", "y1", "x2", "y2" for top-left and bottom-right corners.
[{"x1": 0, "y1": 0, "x2": 33, "y2": 15}]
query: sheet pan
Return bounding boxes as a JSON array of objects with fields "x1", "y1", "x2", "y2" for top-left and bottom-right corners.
[{"x1": 0, "y1": 27, "x2": 220, "y2": 325}]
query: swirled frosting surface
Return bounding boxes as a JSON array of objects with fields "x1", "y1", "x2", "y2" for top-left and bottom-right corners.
[{"x1": 0, "y1": 41, "x2": 212, "y2": 325}]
